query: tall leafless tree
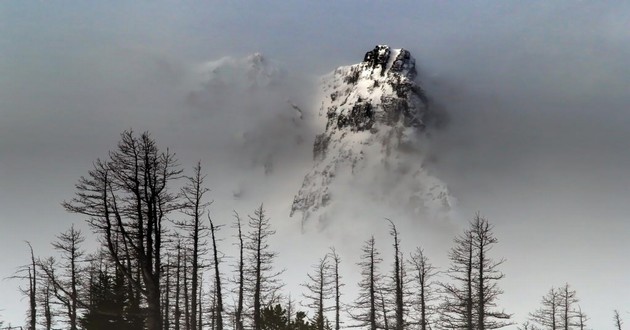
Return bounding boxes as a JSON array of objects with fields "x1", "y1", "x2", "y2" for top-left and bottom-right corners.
[
  {"x1": 232, "y1": 212, "x2": 245, "y2": 330},
  {"x1": 386, "y1": 219, "x2": 406, "y2": 330},
  {"x1": 10, "y1": 242, "x2": 39, "y2": 330},
  {"x1": 38, "y1": 225, "x2": 85, "y2": 330},
  {"x1": 439, "y1": 229, "x2": 474, "y2": 330},
  {"x1": 350, "y1": 236, "x2": 382, "y2": 330},
  {"x1": 328, "y1": 247, "x2": 343, "y2": 330},
  {"x1": 64, "y1": 131, "x2": 182, "y2": 330},
  {"x1": 470, "y1": 215, "x2": 511, "y2": 330},
  {"x1": 409, "y1": 248, "x2": 438, "y2": 330},
  {"x1": 302, "y1": 255, "x2": 332, "y2": 330},
  {"x1": 614, "y1": 310, "x2": 623, "y2": 330},
  {"x1": 209, "y1": 217, "x2": 224, "y2": 330},
  {"x1": 440, "y1": 215, "x2": 511, "y2": 330},
  {"x1": 575, "y1": 306, "x2": 588, "y2": 330},
  {"x1": 530, "y1": 287, "x2": 561, "y2": 330},
  {"x1": 244, "y1": 205, "x2": 283, "y2": 330},
  {"x1": 178, "y1": 162, "x2": 211, "y2": 330},
  {"x1": 558, "y1": 283, "x2": 579, "y2": 330}
]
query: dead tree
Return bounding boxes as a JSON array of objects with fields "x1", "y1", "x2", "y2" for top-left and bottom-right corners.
[
  {"x1": 350, "y1": 236, "x2": 382, "y2": 330},
  {"x1": 409, "y1": 248, "x2": 438, "y2": 330},
  {"x1": 576, "y1": 306, "x2": 588, "y2": 330},
  {"x1": 302, "y1": 255, "x2": 333, "y2": 330},
  {"x1": 178, "y1": 162, "x2": 211, "y2": 330},
  {"x1": 232, "y1": 212, "x2": 245, "y2": 330},
  {"x1": 9, "y1": 242, "x2": 39, "y2": 330},
  {"x1": 39, "y1": 280, "x2": 54, "y2": 330},
  {"x1": 530, "y1": 287, "x2": 561, "y2": 330},
  {"x1": 209, "y1": 217, "x2": 224, "y2": 330},
  {"x1": 27, "y1": 242, "x2": 37, "y2": 330},
  {"x1": 558, "y1": 283, "x2": 578, "y2": 330},
  {"x1": 175, "y1": 241, "x2": 183, "y2": 330},
  {"x1": 440, "y1": 215, "x2": 511, "y2": 330},
  {"x1": 614, "y1": 310, "x2": 623, "y2": 330},
  {"x1": 244, "y1": 205, "x2": 284, "y2": 330},
  {"x1": 64, "y1": 131, "x2": 182, "y2": 330},
  {"x1": 386, "y1": 219, "x2": 406, "y2": 330},
  {"x1": 328, "y1": 247, "x2": 344, "y2": 330},
  {"x1": 439, "y1": 229, "x2": 474, "y2": 330},
  {"x1": 470, "y1": 214, "x2": 511, "y2": 330},
  {"x1": 38, "y1": 225, "x2": 85, "y2": 330}
]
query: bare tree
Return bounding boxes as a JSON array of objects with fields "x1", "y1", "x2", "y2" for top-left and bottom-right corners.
[
  {"x1": 178, "y1": 162, "x2": 211, "y2": 330},
  {"x1": 530, "y1": 287, "x2": 560, "y2": 330},
  {"x1": 439, "y1": 229, "x2": 474, "y2": 330},
  {"x1": 575, "y1": 306, "x2": 588, "y2": 330},
  {"x1": 328, "y1": 247, "x2": 344, "y2": 330},
  {"x1": 614, "y1": 310, "x2": 623, "y2": 330},
  {"x1": 209, "y1": 217, "x2": 224, "y2": 330},
  {"x1": 558, "y1": 284, "x2": 579, "y2": 330},
  {"x1": 63, "y1": 131, "x2": 182, "y2": 330},
  {"x1": 27, "y1": 242, "x2": 37, "y2": 330},
  {"x1": 8, "y1": 242, "x2": 39, "y2": 330},
  {"x1": 302, "y1": 255, "x2": 332, "y2": 330},
  {"x1": 39, "y1": 280, "x2": 55, "y2": 330},
  {"x1": 470, "y1": 215, "x2": 511, "y2": 330},
  {"x1": 440, "y1": 215, "x2": 510, "y2": 330},
  {"x1": 244, "y1": 205, "x2": 284, "y2": 330},
  {"x1": 409, "y1": 248, "x2": 438, "y2": 330},
  {"x1": 38, "y1": 225, "x2": 85, "y2": 330},
  {"x1": 175, "y1": 241, "x2": 183, "y2": 330},
  {"x1": 232, "y1": 212, "x2": 245, "y2": 330},
  {"x1": 350, "y1": 236, "x2": 382, "y2": 330},
  {"x1": 386, "y1": 219, "x2": 406, "y2": 330}
]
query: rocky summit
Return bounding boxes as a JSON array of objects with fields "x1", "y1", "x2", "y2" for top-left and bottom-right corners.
[{"x1": 291, "y1": 45, "x2": 452, "y2": 225}]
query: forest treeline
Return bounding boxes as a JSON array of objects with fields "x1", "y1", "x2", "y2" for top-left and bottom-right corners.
[{"x1": 5, "y1": 131, "x2": 623, "y2": 330}]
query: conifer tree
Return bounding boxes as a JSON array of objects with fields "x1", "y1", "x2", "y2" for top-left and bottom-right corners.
[
  {"x1": 350, "y1": 236, "x2": 382, "y2": 330},
  {"x1": 245, "y1": 205, "x2": 284, "y2": 330}
]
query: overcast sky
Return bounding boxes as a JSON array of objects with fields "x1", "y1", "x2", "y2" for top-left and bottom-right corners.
[{"x1": 1, "y1": 1, "x2": 630, "y2": 328}]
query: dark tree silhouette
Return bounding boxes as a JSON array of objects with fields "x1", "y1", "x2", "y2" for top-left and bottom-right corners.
[
  {"x1": 386, "y1": 219, "x2": 406, "y2": 330},
  {"x1": 232, "y1": 212, "x2": 246, "y2": 330},
  {"x1": 470, "y1": 215, "x2": 511, "y2": 330},
  {"x1": 350, "y1": 236, "x2": 382, "y2": 330},
  {"x1": 301, "y1": 255, "x2": 332, "y2": 330},
  {"x1": 178, "y1": 162, "x2": 211, "y2": 330},
  {"x1": 409, "y1": 248, "x2": 438, "y2": 330},
  {"x1": 439, "y1": 228, "x2": 474, "y2": 330},
  {"x1": 614, "y1": 310, "x2": 623, "y2": 330},
  {"x1": 38, "y1": 225, "x2": 85, "y2": 330},
  {"x1": 440, "y1": 215, "x2": 510, "y2": 330},
  {"x1": 245, "y1": 205, "x2": 284, "y2": 330},
  {"x1": 209, "y1": 217, "x2": 224, "y2": 330},
  {"x1": 64, "y1": 131, "x2": 182, "y2": 330},
  {"x1": 10, "y1": 242, "x2": 39, "y2": 330},
  {"x1": 530, "y1": 287, "x2": 560, "y2": 330},
  {"x1": 558, "y1": 284, "x2": 578, "y2": 330},
  {"x1": 328, "y1": 248, "x2": 343, "y2": 330}
]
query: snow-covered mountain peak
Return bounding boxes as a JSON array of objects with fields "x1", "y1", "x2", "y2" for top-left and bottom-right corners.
[
  {"x1": 321, "y1": 45, "x2": 429, "y2": 137},
  {"x1": 195, "y1": 52, "x2": 286, "y2": 90},
  {"x1": 362, "y1": 45, "x2": 417, "y2": 79},
  {"x1": 291, "y1": 45, "x2": 453, "y2": 227}
]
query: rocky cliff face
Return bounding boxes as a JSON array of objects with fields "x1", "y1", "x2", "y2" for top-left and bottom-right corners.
[{"x1": 291, "y1": 45, "x2": 453, "y2": 225}]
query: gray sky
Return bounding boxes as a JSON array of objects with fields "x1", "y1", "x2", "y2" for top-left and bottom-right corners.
[{"x1": 1, "y1": 1, "x2": 630, "y2": 328}]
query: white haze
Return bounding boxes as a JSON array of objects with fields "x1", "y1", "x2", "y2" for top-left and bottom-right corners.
[{"x1": 1, "y1": 2, "x2": 630, "y2": 329}]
